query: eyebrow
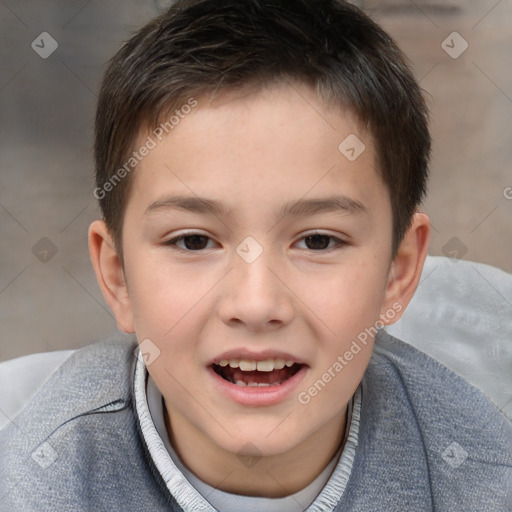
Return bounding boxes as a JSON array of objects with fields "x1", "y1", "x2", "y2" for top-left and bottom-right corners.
[
  {"x1": 278, "y1": 195, "x2": 367, "y2": 217},
  {"x1": 145, "y1": 194, "x2": 368, "y2": 218},
  {"x1": 145, "y1": 195, "x2": 233, "y2": 216}
]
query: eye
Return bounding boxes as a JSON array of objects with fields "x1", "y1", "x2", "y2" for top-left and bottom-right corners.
[
  {"x1": 164, "y1": 232, "x2": 347, "y2": 252},
  {"x1": 165, "y1": 233, "x2": 217, "y2": 251},
  {"x1": 295, "y1": 233, "x2": 346, "y2": 251}
]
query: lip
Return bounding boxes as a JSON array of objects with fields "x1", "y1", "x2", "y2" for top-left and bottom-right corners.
[{"x1": 207, "y1": 364, "x2": 308, "y2": 406}]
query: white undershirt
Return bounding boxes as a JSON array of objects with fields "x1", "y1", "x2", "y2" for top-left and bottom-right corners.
[{"x1": 146, "y1": 375, "x2": 353, "y2": 512}]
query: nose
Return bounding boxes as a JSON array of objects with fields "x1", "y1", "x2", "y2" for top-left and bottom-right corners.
[{"x1": 217, "y1": 246, "x2": 294, "y2": 333}]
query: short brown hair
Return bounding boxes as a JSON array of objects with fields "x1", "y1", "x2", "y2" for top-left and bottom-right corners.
[{"x1": 94, "y1": 0, "x2": 430, "y2": 256}]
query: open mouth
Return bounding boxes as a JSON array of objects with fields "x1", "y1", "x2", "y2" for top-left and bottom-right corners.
[{"x1": 212, "y1": 358, "x2": 304, "y2": 387}]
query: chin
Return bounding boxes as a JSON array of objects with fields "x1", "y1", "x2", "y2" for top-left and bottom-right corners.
[{"x1": 214, "y1": 420, "x2": 310, "y2": 458}]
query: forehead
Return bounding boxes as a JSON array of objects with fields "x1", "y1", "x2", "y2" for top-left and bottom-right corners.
[{"x1": 128, "y1": 83, "x2": 385, "y2": 217}]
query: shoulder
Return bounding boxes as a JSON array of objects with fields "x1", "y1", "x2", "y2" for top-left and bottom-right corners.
[
  {"x1": 0, "y1": 349, "x2": 74, "y2": 431},
  {"x1": 0, "y1": 337, "x2": 139, "y2": 443},
  {"x1": 371, "y1": 329, "x2": 512, "y2": 431},
  {"x1": 358, "y1": 330, "x2": 512, "y2": 508},
  {"x1": 0, "y1": 337, "x2": 138, "y2": 438},
  {"x1": 0, "y1": 337, "x2": 167, "y2": 511},
  {"x1": 0, "y1": 337, "x2": 137, "y2": 430}
]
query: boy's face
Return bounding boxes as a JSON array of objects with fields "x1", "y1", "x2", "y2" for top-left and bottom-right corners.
[{"x1": 98, "y1": 84, "x2": 412, "y2": 466}]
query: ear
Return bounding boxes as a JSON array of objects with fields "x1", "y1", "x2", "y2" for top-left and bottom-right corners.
[
  {"x1": 379, "y1": 212, "x2": 431, "y2": 325},
  {"x1": 88, "y1": 220, "x2": 135, "y2": 333}
]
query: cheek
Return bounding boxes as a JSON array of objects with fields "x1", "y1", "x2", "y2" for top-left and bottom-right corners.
[
  {"x1": 126, "y1": 251, "x2": 212, "y2": 339},
  {"x1": 295, "y1": 331, "x2": 373, "y2": 434},
  {"x1": 298, "y1": 260, "x2": 388, "y2": 337},
  {"x1": 298, "y1": 291, "x2": 378, "y2": 419}
]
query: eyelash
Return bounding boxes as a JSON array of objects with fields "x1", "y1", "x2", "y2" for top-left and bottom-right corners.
[{"x1": 164, "y1": 232, "x2": 348, "y2": 253}]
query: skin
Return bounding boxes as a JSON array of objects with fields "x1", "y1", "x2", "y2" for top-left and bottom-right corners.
[{"x1": 89, "y1": 83, "x2": 430, "y2": 497}]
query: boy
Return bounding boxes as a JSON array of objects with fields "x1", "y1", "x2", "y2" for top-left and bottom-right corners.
[{"x1": 1, "y1": 0, "x2": 511, "y2": 510}]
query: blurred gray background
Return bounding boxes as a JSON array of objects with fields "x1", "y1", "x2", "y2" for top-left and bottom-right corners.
[{"x1": 1, "y1": 0, "x2": 511, "y2": 361}]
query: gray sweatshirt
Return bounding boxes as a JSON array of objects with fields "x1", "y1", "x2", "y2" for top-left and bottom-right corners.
[{"x1": 1, "y1": 331, "x2": 511, "y2": 511}]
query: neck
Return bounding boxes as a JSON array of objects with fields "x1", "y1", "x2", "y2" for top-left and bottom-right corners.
[{"x1": 164, "y1": 403, "x2": 348, "y2": 498}]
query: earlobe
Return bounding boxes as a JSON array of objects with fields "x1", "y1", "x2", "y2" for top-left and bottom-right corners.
[
  {"x1": 88, "y1": 220, "x2": 135, "y2": 333},
  {"x1": 380, "y1": 212, "x2": 431, "y2": 325}
]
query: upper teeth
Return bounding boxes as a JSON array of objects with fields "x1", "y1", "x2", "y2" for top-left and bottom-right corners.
[{"x1": 218, "y1": 358, "x2": 295, "y2": 371}]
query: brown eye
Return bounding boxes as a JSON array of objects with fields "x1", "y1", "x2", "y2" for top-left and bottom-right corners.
[
  {"x1": 304, "y1": 234, "x2": 332, "y2": 250},
  {"x1": 182, "y1": 235, "x2": 210, "y2": 250},
  {"x1": 166, "y1": 234, "x2": 214, "y2": 251},
  {"x1": 295, "y1": 233, "x2": 347, "y2": 252}
]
